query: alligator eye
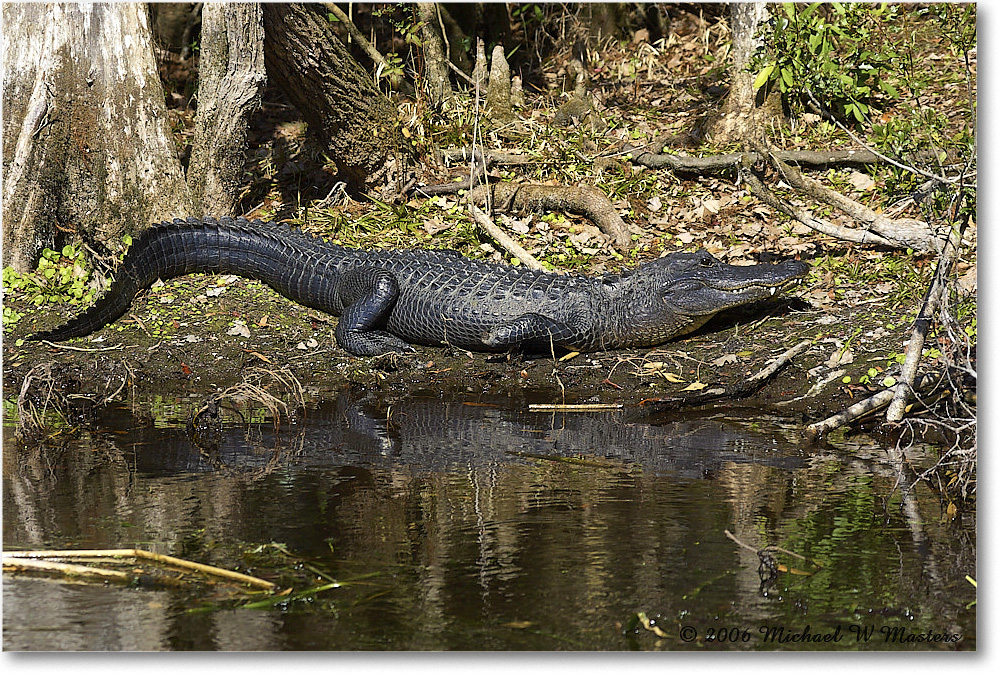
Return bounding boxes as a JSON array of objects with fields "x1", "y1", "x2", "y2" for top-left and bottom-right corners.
[{"x1": 699, "y1": 256, "x2": 715, "y2": 268}]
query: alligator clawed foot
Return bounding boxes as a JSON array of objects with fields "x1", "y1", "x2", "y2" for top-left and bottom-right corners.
[{"x1": 370, "y1": 351, "x2": 412, "y2": 372}]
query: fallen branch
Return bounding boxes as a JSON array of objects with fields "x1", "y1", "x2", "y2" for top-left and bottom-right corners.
[
  {"x1": 39, "y1": 340, "x2": 124, "y2": 352},
  {"x1": 468, "y1": 203, "x2": 545, "y2": 270},
  {"x1": 527, "y1": 403, "x2": 623, "y2": 412},
  {"x1": 768, "y1": 152, "x2": 944, "y2": 252},
  {"x1": 885, "y1": 192, "x2": 970, "y2": 421},
  {"x1": 625, "y1": 142, "x2": 881, "y2": 173},
  {"x1": 803, "y1": 373, "x2": 938, "y2": 441}
]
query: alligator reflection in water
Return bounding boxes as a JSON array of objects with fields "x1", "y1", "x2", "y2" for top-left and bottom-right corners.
[
  {"x1": 3, "y1": 391, "x2": 975, "y2": 651},
  {"x1": 137, "y1": 393, "x2": 807, "y2": 478}
]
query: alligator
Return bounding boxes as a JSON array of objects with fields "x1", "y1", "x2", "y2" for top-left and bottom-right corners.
[{"x1": 30, "y1": 216, "x2": 809, "y2": 355}]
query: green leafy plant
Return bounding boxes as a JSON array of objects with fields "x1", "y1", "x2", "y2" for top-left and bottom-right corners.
[
  {"x1": 3, "y1": 244, "x2": 95, "y2": 308},
  {"x1": 752, "y1": 3, "x2": 903, "y2": 123},
  {"x1": 3, "y1": 305, "x2": 23, "y2": 328}
]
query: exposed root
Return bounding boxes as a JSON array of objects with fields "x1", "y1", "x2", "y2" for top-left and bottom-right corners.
[
  {"x1": 14, "y1": 360, "x2": 133, "y2": 442},
  {"x1": 414, "y1": 147, "x2": 631, "y2": 249},
  {"x1": 191, "y1": 365, "x2": 306, "y2": 435},
  {"x1": 469, "y1": 181, "x2": 632, "y2": 249},
  {"x1": 767, "y1": 151, "x2": 945, "y2": 253},
  {"x1": 740, "y1": 164, "x2": 899, "y2": 248},
  {"x1": 626, "y1": 141, "x2": 882, "y2": 173}
]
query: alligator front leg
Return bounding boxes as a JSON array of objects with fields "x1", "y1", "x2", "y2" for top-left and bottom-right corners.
[
  {"x1": 483, "y1": 312, "x2": 579, "y2": 350},
  {"x1": 334, "y1": 268, "x2": 415, "y2": 356}
]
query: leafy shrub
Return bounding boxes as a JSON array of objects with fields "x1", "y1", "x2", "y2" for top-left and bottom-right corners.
[
  {"x1": 2, "y1": 245, "x2": 96, "y2": 328},
  {"x1": 752, "y1": 3, "x2": 903, "y2": 123}
]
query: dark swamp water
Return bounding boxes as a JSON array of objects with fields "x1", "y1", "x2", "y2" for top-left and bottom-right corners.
[{"x1": 3, "y1": 390, "x2": 975, "y2": 651}]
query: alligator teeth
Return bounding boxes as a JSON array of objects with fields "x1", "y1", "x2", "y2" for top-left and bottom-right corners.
[{"x1": 770, "y1": 287, "x2": 776, "y2": 296}]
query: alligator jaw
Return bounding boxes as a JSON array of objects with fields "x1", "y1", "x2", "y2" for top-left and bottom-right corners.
[{"x1": 665, "y1": 265, "x2": 808, "y2": 319}]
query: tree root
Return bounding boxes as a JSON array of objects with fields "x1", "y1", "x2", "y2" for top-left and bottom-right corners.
[
  {"x1": 740, "y1": 166, "x2": 900, "y2": 248},
  {"x1": 417, "y1": 146, "x2": 631, "y2": 249},
  {"x1": 625, "y1": 142, "x2": 882, "y2": 173},
  {"x1": 625, "y1": 139, "x2": 947, "y2": 253},
  {"x1": 469, "y1": 182, "x2": 632, "y2": 249}
]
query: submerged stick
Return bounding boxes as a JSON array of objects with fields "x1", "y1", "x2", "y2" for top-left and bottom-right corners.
[
  {"x1": 4, "y1": 548, "x2": 277, "y2": 590},
  {"x1": 3, "y1": 558, "x2": 135, "y2": 584},
  {"x1": 505, "y1": 450, "x2": 620, "y2": 468}
]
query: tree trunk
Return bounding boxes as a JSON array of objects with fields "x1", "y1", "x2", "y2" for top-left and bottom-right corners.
[
  {"x1": 415, "y1": 3, "x2": 454, "y2": 110},
  {"x1": 187, "y1": 3, "x2": 266, "y2": 216},
  {"x1": 2, "y1": 2, "x2": 191, "y2": 273},
  {"x1": 579, "y1": 3, "x2": 629, "y2": 44},
  {"x1": 261, "y1": 3, "x2": 410, "y2": 199},
  {"x1": 707, "y1": 2, "x2": 780, "y2": 144}
]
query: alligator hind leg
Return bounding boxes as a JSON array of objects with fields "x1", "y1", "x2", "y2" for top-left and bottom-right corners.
[
  {"x1": 483, "y1": 313, "x2": 578, "y2": 350},
  {"x1": 334, "y1": 268, "x2": 415, "y2": 356}
]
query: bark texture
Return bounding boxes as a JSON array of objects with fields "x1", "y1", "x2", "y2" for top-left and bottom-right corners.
[
  {"x1": 2, "y1": 3, "x2": 191, "y2": 272},
  {"x1": 579, "y1": 3, "x2": 629, "y2": 43},
  {"x1": 470, "y1": 183, "x2": 632, "y2": 250},
  {"x1": 416, "y1": 3, "x2": 454, "y2": 110},
  {"x1": 485, "y1": 45, "x2": 514, "y2": 122},
  {"x1": 707, "y1": 2, "x2": 779, "y2": 144},
  {"x1": 261, "y1": 3, "x2": 408, "y2": 198},
  {"x1": 187, "y1": 3, "x2": 266, "y2": 216}
]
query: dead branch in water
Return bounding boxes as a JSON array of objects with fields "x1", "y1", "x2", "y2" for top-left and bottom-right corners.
[{"x1": 4, "y1": 548, "x2": 277, "y2": 591}]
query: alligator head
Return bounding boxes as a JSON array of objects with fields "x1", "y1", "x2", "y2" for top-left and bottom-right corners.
[{"x1": 616, "y1": 249, "x2": 809, "y2": 347}]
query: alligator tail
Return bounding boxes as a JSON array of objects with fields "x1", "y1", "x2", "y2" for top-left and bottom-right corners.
[{"x1": 29, "y1": 216, "x2": 338, "y2": 342}]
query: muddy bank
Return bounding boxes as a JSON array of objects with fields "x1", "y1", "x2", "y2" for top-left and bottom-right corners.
[{"x1": 2, "y1": 271, "x2": 912, "y2": 429}]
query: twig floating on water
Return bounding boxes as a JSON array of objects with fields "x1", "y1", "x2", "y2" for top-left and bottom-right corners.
[{"x1": 528, "y1": 403, "x2": 623, "y2": 412}]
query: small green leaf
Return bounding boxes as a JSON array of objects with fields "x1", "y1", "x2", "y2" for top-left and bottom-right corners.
[
  {"x1": 880, "y1": 80, "x2": 898, "y2": 98},
  {"x1": 753, "y1": 63, "x2": 775, "y2": 90}
]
